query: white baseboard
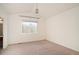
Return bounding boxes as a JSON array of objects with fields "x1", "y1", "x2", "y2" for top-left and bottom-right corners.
[
  {"x1": 47, "y1": 39, "x2": 79, "y2": 52},
  {"x1": 8, "y1": 38, "x2": 46, "y2": 45}
]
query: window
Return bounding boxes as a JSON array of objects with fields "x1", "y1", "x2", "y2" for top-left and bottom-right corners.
[{"x1": 22, "y1": 21, "x2": 38, "y2": 33}]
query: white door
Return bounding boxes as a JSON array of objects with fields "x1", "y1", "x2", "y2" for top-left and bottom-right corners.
[{"x1": 3, "y1": 16, "x2": 8, "y2": 49}]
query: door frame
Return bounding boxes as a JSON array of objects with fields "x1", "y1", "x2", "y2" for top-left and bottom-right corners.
[{"x1": 3, "y1": 16, "x2": 8, "y2": 49}]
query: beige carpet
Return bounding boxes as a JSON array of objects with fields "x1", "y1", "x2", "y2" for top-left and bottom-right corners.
[{"x1": 0, "y1": 40, "x2": 79, "y2": 55}]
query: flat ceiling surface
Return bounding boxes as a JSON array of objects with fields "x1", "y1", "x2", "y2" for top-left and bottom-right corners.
[{"x1": 0, "y1": 3, "x2": 79, "y2": 19}]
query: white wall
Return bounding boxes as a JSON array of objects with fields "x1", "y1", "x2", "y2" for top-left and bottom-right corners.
[
  {"x1": 46, "y1": 6, "x2": 79, "y2": 52},
  {"x1": 8, "y1": 13, "x2": 46, "y2": 44}
]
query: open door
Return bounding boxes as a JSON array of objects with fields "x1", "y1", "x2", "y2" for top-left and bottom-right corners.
[
  {"x1": 3, "y1": 17, "x2": 8, "y2": 49},
  {"x1": 0, "y1": 23, "x2": 3, "y2": 48},
  {"x1": 0, "y1": 16, "x2": 8, "y2": 49}
]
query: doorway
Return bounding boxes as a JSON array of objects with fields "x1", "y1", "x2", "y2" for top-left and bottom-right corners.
[{"x1": 0, "y1": 18, "x2": 3, "y2": 48}]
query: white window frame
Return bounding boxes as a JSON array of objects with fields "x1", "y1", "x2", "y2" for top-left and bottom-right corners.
[{"x1": 22, "y1": 21, "x2": 38, "y2": 34}]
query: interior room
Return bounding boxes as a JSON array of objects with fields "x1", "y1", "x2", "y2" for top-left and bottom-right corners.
[{"x1": 0, "y1": 3, "x2": 79, "y2": 55}]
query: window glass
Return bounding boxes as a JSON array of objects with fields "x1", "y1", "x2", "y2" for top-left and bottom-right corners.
[{"x1": 22, "y1": 21, "x2": 38, "y2": 33}]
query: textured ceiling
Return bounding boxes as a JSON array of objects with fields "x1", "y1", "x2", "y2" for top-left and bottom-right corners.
[{"x1": 0, "y1": 3, "x2": 79, "y2": 19}]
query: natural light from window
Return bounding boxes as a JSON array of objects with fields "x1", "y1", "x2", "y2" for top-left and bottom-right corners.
[{"x1": 22, "y1": 21, "x2": 38, "y2": 33}]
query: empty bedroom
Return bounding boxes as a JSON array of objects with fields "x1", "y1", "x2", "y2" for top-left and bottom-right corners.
[{"x1": 0, "y1": 3, "x2": 79, "y2": 55}]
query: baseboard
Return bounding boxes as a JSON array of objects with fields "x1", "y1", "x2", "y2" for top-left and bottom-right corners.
[
  {"x1": 9, "y1": 39, "x2": 46, "y2": 46},
  {"x1": 47, "y1": 39, "x2": 79, "y2": 52}
]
